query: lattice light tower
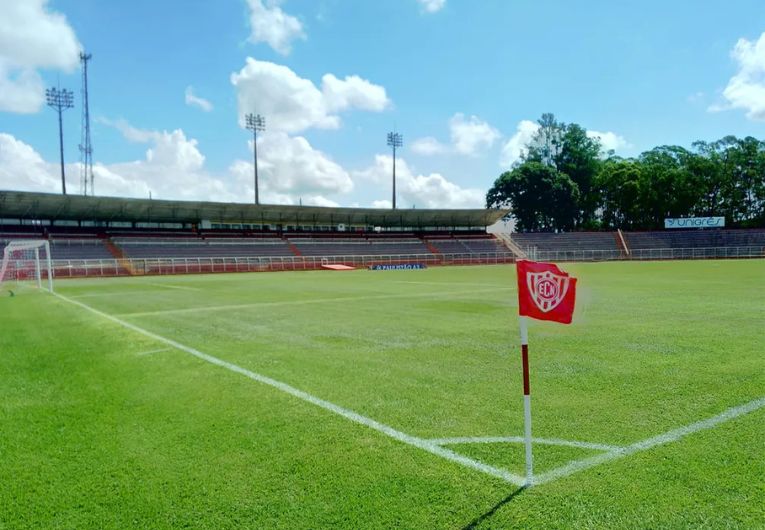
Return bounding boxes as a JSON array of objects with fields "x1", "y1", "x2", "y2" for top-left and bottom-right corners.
[
  {"x1": 387, "y1": 131, "x2": 403, "y2": 209},
  {"x1": 245, "y1": 113, "x2": 266, "y2": 205},
  {"x1": 46, "y1": 87, "x2": 74, "y2": 195},
  {"x1": 79, "y1": 52, "x2": 94, "y2": 196}
]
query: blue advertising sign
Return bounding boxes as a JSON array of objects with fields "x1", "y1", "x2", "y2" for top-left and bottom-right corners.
[
  {"x1": 664, "y1": 217, "x2": 725, "y2": 229},
  {"x1": 369, "y1": 263, "x2": 428, "y2": 271}
]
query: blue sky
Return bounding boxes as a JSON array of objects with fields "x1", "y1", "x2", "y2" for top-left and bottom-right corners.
[{"x1": 1, "y1": 0, "x2": 764, "y2": 208}]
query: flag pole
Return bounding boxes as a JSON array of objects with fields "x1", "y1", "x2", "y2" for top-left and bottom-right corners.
[{"x1": 519, "y1": 315, "x2": 533, "y2": 486}]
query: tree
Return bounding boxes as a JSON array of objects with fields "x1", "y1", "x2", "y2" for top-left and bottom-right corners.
[
  {"x1": 595, "y1": 157, "x2": 643, "y2": 229},
  {"x1": 688, "y1": 141, "x2": 725, "y2": 217},
  {"x1": 637, "y1": 146, "x2": 699, "y2": 228},
  {"x1": 489, "y1": 113, "x2": 765, "y2": 231},
  {"x1": 524, "y1": 113, "x2": 565, "y2": 167},
  {"x1": 724, "y1": 136, "x2": 765, "y2": 225},
  {"x1": 556, "y1": 123, "x2": 602, "y2": 227},
  {"x1": 698, "y1": 136, "x2": 765, "y2": 226},
  {"x1": 521, "y1": 115, "x2": 603, "y2": 227},
  {"x1": 487, "y1": 161, "x2": 580, "y2": 231}
]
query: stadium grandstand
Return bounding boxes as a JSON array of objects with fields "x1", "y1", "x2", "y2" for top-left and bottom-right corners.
[
  {"x1": 0, "y1": 191, "x2": 512, "y2": 277},
  {"x1": 2, "y1": 190, "x2": 764, "y2": 279}
]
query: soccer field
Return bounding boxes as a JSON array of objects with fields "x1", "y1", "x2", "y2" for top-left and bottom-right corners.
[{"x1": 2, "y1": 261, "x2": 763, "y2": 529}]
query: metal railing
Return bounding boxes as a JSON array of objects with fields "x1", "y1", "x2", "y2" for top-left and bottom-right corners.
[
  {"x1": 49, "y1": 252, "x2": 516, "y2": 278},
  {"x1": 46, "y1": 246, "x2": 764, "y2": 278},
  {"x1": 527, "y1": 246, "x2": 764, "y2": 262}
]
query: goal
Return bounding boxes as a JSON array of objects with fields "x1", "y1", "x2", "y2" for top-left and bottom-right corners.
[{"x1": 0, "y1": 240, "x2": 54, "y2": 292}]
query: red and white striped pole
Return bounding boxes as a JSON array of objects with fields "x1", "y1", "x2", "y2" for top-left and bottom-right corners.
[{"x1": 519, "y1": 316, "x2": 533, "y2": 486}]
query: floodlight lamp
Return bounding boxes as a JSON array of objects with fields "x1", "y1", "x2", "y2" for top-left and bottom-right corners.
[
  {"x1": 245, "y1": 113, "x2": 266, "y2": 132},
  {"x1": 387, "y1": 132, "x2": 403, "y2": 148}
]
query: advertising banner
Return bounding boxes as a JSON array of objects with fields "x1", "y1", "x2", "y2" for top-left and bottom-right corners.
[
  {"x1": 369, "y1": 263, "x2": 427, "y2": 270},
  {"x1": 664, "y1": 217, "x2": 725, "y2": 229}
]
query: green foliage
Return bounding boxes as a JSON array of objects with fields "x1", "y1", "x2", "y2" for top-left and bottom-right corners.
[
  {"x1": 488, "y1": 113, "x2": 765, "y2": 230},
  {"x1": 595, "y1": 157, "x2": 644, "y2": 229},
  {"x1": 487, "y1": 162, "x2": 579, "y2": 231},
  {"x1": 556, "y1": 123, "x2": 602, "y2": 226}
]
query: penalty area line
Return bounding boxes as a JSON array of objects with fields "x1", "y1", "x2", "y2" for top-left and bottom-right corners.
[
  {"x1": 136, "y1": 348, "x2": 171, "y2": 356},
  {"x1": 53, "y1": 292, "x2": 526, "y2": 487},
  {"x1": 144, "y1": 282, "x2": 201, "y2": 291},
  {"x1": 533, "y1": 395, "x2": 765, "y2": 486},
  {"x1": 428, "y1": 436, "x2": 621, "y2": 452}
]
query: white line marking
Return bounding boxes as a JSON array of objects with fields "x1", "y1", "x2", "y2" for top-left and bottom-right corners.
[
  {"x1": 428, "y1": 436, "x2": 622, "y2": 452},
  {"x1": 145, "y1": 282, "x2": 201, "y2": 291},
  {"x1": 392, "y1": 281, "x2": 514, "y2": 289},
  {"x1": 50, "y1": 293, "x2": 765, "y2": 489},
  {"x1": 70, "y1": 289, "x2": 161, "y2": 298},
  {"x1": 53, "y1": 292, "x2": 525, "y2": 487},
  {"x1": 533, "y1": 395, "x2": 765, "y2": 486},
  {"x1": 114, "y1": 287, "x2": 514, "y2": 318},
  {"x1": 136, "y1": 348, "x2": 171, "y2": 356}
]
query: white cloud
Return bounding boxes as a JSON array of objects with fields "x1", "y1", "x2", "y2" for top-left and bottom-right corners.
[
  {"x1": 499, "y1": 120, "x2": 628, "y2": 167},
  {"x1": 0, "y1": 132, "x2": 61, "y2": 191},
  {"x1": 586, "y1": 130, "x2": 629, "y2": 152},
  {"x1": 246, "y1": 131, "x2": 353, "y2": 195},
  {"x1": 449, "y1": 113, "x2": 500, "y2": 156},
  {"x1": 246, "y1": 0, "x2": 305, "y2": 55},
  {"x1": 411, "y1": 136, "x2": 447, "y2": 156},
  {"x1": 372, "y1": 199, "x2": 392, "y2": 208},
  {"x1": 105, "y1": 118, "x2": 156, "y2": 143},
  {"x1": 711, "y1": 32, "x2": 765, "y2": 120},
  {"x1": 354, "y1": 154, "x2": 484, "y2": 208},
  {"x1": 231, "y1": 58, "x2": 390, "y2": 133},
  {"x1": 0, "y1": 133, "x2": 153, "y2": 198},
  {"x1": 0, "y1": 64, "x2": 45, "y2": 114},
  {"x1": 303, "y1": 195, "x2": 340, "y2": 207},
  {"x1": 499, "y1": 120, "x2": 539, "y2": 167},
  {"x1": 104, "y1": 125, "x2": 235, "y2": 201},
  {"x1": 3, "y1": 120, "x2": 358, "y2": 205},
  {"x1": 0, "y1": 0, "x2": 81, "y2": 113},
  {"x1": 321, "y1": 73, "x2": 390, "y2": 112},
  {"x1": 184, "y1": 86, "x2": 213, "y2": 112},
  {"x1": 417, "y1": 0, "x2": 446, "y2": 13},
  {"x1": 412, "y1": 113, "x2": 499, "y2": 157}
]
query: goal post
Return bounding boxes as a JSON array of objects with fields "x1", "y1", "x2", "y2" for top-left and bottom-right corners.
[{"x1": 0, "y1": 240, "x2": 54, "y2": 292}]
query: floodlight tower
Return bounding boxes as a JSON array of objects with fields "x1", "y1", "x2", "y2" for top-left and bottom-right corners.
[
  {"x1": 79, "y1": 51, "x2": 94, "y2": 196},
  {"x1": 245, "y1": 113, "x2": 266, "y2": 205},
  {"x1": 387, "y1": 131, "x2": 403, "y2": 209},
  {"x1": 46, "y1": 87, "x2": 74, "y2": 195}
]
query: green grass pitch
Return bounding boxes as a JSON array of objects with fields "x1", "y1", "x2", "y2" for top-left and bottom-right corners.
[{"x1": 1, "y1": 260, "x2": 763, "y2": 529}]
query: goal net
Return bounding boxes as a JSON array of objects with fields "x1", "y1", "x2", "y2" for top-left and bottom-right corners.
[{"x1": 0, "y1": 240, "x2": 54, "y2": 292}]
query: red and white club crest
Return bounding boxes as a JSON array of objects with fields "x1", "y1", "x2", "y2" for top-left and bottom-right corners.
[{"x1": 526, "y1": 270, "x2": 571, "y2": 313}]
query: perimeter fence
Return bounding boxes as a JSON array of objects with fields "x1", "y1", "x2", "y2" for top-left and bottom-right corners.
[{"x1": 42, "y1": 246, "x2": 764, "y2": 278}]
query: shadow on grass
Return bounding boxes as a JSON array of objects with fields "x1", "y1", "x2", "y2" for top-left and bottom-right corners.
[{"x1": 460, "y1": 486, "x2": 527, "y2": 530}]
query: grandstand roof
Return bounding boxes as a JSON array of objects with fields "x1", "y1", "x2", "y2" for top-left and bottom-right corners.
[{"x1": 0, "y1": 191, "x2": 509, "y2": 228}]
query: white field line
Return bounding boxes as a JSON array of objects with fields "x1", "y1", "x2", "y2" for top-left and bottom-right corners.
[
  {"x1": 136, "y1": 348, "x2": 171, "y2": 356},
  {"x1": 70, "y1": 289, "x2": 163, "y2": 299},
  {"x1": 533, "y1": 395, "x2": 765, "y2": 486},
  {"x1": 53, "y1": 292, "x2": 526, "y2": 487},
  {"x1": 392, "y1": 281, "x2": 513, "y2": 289},
  {"x1": 145, "y1": 282, "x2": 201, "y2": 291},
  {"x1": 428, "y1": 436, "x2": 621, "y2": 452},
  {"x1": 114, "y1": 287, "x2": 515, "y2": 318},
  {"x1": 70, "y1": 284, "x2": 201, "y2": 298}
]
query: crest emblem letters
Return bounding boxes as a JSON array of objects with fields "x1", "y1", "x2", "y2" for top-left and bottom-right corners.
[{"x1": 526, "y1": 270, "x2": 570, "y2": 313}]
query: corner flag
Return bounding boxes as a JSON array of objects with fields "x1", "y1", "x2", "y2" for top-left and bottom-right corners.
[
  {"x1": 517, "y1": 259, "x2": 577, "y2": 324},
  {"x1": 515, "y1": 259, "x2": 577, "y2": 486}
]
